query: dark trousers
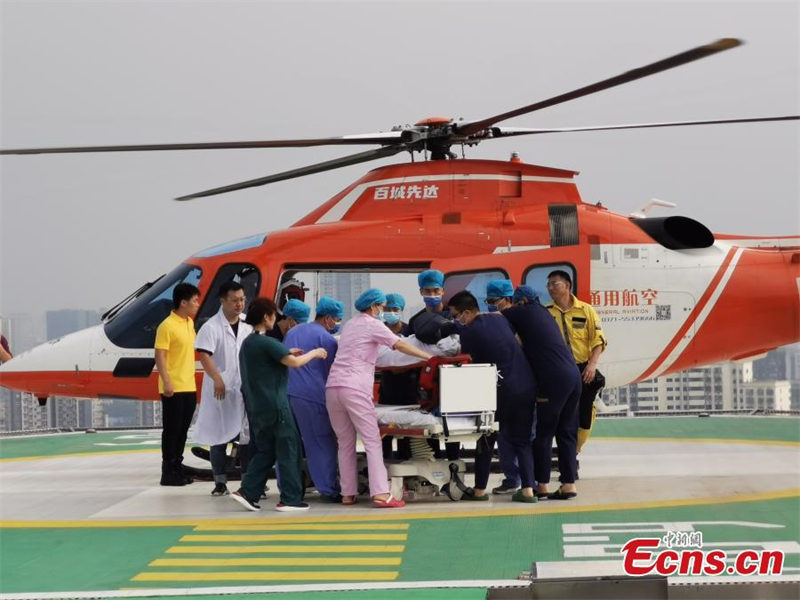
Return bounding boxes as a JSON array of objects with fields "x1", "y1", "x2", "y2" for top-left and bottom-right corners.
[
  {"x1": 476, "y1": 399, "x2": 535, "y2": 490},
  {"x1": 210, "y1": 443, "x2": 230, "y2": 484},
  {"x1": 577, "y1": 363, "x2": 605, "y2": 429},
  {"x1": 533, "y1": 374, "x2": 582, "y2": 484},
  {"x1": 160, "y1": 392, "x2": 196, "y2": 466},
  {"x1": 382, "y1": 436, "x2": 412, "y2": 460},
  {"x1": 241, "y1": 407, "x2": 304, "y2": 506}
]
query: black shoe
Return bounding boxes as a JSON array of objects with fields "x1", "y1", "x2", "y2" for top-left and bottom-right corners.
[
  {"x1": 319, "y1": 493, "x2": 343, "y2": 503},
  {"x1": 231, "y1": 490, "x2": 261, "y2": 511},
  {"x1": 547, "y1": 488, "x2": 577, "y2": 500},
  {"x1": 160, "y1": 473, "x2": 187, "y2": 486},
  {"x1": 491, "y1": 483, "x2": 519, "y2": 495},
  {"x1": 211, "y1": 483, "x2": 230, "y2": 496},
  {"x1": 276, "y1": 501, "x2": 310, "y2": 512}
]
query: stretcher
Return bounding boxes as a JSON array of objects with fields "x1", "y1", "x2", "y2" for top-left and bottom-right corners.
[{"x1": 375, "y1": 355, "x2": 499, "y2": 501}]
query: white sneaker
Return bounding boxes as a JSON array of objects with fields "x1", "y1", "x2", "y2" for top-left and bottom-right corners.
[{"x1": 275, "y1": 502, "x2": 310, "y2": 512}]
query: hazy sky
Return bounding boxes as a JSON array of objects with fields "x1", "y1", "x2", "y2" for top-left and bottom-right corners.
[{"x1": 1, "y1": 0, "x2": 798, "y2": 316}]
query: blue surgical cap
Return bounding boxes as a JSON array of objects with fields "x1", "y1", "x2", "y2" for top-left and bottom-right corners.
[
  {"x1": 385, "y1": 293, "x2": 406, "y2": 310},
  {"x1": 355, "y1": 288, "x2": 387, "y2": 312},
  {"x1": 486, "y1": 279, "x2": 514, "y2": 299},
  {"x1": 417, "y1": 269, "x2": 444, "y2": 289},
  {"x1": 513, "y1": 285, "x2": 537, "y2": 304},
  {"x1": 283, "y1": 298, "x2": 310, "y2": 323},
  {"x1": 315, "y1": 296, "x2": 344, "y2": 320}
]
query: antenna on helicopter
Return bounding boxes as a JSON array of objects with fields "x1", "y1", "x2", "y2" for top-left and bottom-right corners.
[{"x1": 630, "y1": 199, "x2": 678, "y2": 218}]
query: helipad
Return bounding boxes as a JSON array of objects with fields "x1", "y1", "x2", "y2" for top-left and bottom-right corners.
[{"x1": 1, "y1": 416, "x2": 798, "y2": 599}]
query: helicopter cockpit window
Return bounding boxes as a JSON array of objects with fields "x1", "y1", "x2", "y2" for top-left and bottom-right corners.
[
  {"x1": 443, "y1": 269, "x2": 508, "y2": 312},
  {"x1": 523, "y1": 263, "x2": 576, "y2": 303},
  {"x1": 104, "y1": 264, "x2": 202, "y2": 349},
  {"x1": 279, "y1": 268, "x2": 424, "y2": 322},
  {"x1": 195, "y1": 263, "x2": 261, "y2": 330}
]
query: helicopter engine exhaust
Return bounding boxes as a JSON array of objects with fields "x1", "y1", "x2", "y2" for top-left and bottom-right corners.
[{"x1": 631, "y1": 216, "x2": 715, "y2": 250}]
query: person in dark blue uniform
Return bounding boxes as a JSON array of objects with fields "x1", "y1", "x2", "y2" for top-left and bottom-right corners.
[
  {"x1": 502, "y1": 291, "x2": 582, "y2": 500},
  {"x1": 379, "y1": 293, "x2": 417, "y2": 460},
  {"x1": 407, "y1": 270, "x2": 460, "y2": 461},
  {"x1": 485, "y1": 279, "x2": 526, "y2": 495},
  {"x1": 447, "y1": 291, "x2": 538, "y2": 503}
]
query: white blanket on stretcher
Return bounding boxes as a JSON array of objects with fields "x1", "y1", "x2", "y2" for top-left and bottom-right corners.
[
  {"x1": 375, "y1": 404, "x2": 479, "y2": 433},
  {"x1": 375, "y1": 404, "x2": 439, "y2": 427},
  {"x1": 375, "y1": 334, "x2": 460, "y2": 368}
]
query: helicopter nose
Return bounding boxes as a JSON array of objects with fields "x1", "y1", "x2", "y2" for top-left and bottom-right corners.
[{"x1": 0, "y1": 325, "x2": 101, "y2": 399}]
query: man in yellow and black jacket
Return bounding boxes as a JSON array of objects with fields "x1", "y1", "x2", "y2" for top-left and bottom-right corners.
[{"x1": 545, "y1": 270, "x2": 607, "y2": 453}]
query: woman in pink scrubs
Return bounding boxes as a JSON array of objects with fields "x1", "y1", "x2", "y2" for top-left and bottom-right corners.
[{"x1": 326, "y1": 288, "x2": 432, "y2": 508}]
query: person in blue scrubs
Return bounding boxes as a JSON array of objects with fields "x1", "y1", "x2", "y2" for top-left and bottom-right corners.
[
  {"x1": 502, "y1": 291, "x2": 583, "y2": 500},
  {"x1": 447, "y1": 291, "x2": 538, "y2": 503},
  {"x1": 285, "y1": 296, "x2": 344, "y2": 502}
]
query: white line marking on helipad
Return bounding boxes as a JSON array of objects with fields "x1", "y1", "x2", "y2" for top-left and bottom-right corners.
[{"x1": 0, "y1": 579, "x2": 530, "y2": 599}]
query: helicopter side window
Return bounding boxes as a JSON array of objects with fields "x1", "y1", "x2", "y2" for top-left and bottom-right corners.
[
  {"x1": 443, "y1": 269, "x2": 508, "y2": 312},
  {"x1": 195, "y1": 263, "x2": 261, "y2": 330},
  {"x1": 104, "y1": 264, "x2": 202, "y2": 349},
  {"x1": 280, "y1": 269, "x2": 423, "y2": 321},
  {"x1": 523, "y1": 263, "x2": 576, "y2": 303}
]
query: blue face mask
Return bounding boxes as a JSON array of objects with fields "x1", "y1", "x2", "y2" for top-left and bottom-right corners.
[
  {"x1": 383, "y1": 312, "x2": 401, "y2": 325},
  {"x1": 486, "y1": 304, "x2": 499, "y2": 313},
  {"x1": 375, "y1": 310, "x2": 385, "y2": 321},
  {"x1": 330, "y1": 323, "x2": 341, "y2": 334},
  {"x1": 423, "y1": 295, "x2": 442, "y2": 309}
]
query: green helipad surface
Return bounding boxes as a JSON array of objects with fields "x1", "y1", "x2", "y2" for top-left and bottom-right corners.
[
  {"x1": 2, "y1": 416, "x2": 798, "y2": 461},
  {"x1": 1, "y1": 416, "x2": 798, "y2": 599}
]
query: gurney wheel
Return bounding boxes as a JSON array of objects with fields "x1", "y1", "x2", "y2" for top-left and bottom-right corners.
[{"x1": 443, "y1": 480, "x2": 464, "y2": 502}]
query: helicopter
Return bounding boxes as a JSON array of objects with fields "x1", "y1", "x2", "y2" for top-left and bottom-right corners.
[{"x1": 0, "y1": 37, "x2": 798, "y2": 405}]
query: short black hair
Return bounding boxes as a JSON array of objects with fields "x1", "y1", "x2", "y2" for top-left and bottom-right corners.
[
  {"x1": 173, "y1": 283, "x2": 200, "y2": 309},
  {"x1": 245, "y1": 297, "x2": 277, "y2": 326},
  {"x1": 447, "y1": 290, "x2": 479, "y2": 313},
  {"x1": 218, "y1": 280, "x2": 245, "y2": 299},
  {"x1": 547, "y1": 270, "x2": 572, "y2": 287}
]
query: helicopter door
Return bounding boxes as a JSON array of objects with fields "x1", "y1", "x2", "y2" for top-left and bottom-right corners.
[
  {"x1": 194, "y1": 263, "x2": 261, "y2": 330},
  {"x1": 432, "y1": 244, "x2": 590, "y2": 305}
]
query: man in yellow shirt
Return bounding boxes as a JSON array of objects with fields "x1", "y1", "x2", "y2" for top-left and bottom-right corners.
[
  {"x1": 155, "y1": 283, "x2": 201, "y2": 486},
  {"x1": 545, "y1": 270, "x2": 607, "y2": 453}
]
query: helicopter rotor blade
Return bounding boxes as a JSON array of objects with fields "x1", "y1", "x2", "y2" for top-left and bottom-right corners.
[
  {"x1": 0, "y1": 132, "x2": 404, "y2": 156},
  {"x1": 175, "y1": 144, "x2": 410, "y2": 201},
  {"x1": 456, "y1": 38, "x2": 743, "y2": 136},
  {"x1": 490, "y1": 115, "x2": 800, "y2": 137}
]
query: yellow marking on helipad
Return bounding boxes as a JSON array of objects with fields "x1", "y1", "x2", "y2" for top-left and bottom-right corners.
[
  {"x1": 192, "y1": 523, "x2": 409, "y2": 531},
  {"x1": 0, "y1": 448, "x2": 158, "y2": 463},
  {"x1": 166, "y1": 544, "x2": 405, "y2": 554},
  {"x1": 1, "y1": 488, "x2": 797, "y2": 529},
  {"x1": 131, "y1": 571, "x2": 399, "y2": 582},
  {"x1": 150, "y1": 557, "x2": 402, "y2": 567},
  {"x1": 181, "y1": 533, "x2": 408, "y2": 542}
]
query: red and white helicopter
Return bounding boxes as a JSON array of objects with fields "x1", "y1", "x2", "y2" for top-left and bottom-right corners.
[{"x1": 1, "y1": 38, "x2": 798, "y2": 404}]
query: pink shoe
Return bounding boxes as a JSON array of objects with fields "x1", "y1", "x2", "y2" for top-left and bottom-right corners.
[{"x1": 372, "y1": 495, "x2": 405, "y2": 508}]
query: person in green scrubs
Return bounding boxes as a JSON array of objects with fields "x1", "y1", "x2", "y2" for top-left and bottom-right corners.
[{"x1": 231, "y1": 297, "x2": 328, "y2": 512}]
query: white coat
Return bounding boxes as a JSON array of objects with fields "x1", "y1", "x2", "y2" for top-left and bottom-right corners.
[{"x1": 193, "y1": 307, "x2": 253, "y2": 446}]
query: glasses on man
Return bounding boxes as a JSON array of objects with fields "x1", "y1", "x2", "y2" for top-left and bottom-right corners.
[{"x1": 485, "y1": 298, "x2": 501, "y2": 306}]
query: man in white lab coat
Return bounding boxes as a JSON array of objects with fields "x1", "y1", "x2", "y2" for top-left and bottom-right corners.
[{"x1": 194, "y1": 281, "x2": 253, "y2": 496}]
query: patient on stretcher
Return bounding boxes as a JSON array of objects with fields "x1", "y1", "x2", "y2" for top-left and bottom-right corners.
[{"x1": 375, "y1": 334, "x2": 460, "y2": 368}]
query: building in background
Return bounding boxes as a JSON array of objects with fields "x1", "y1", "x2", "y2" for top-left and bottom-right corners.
[
  {"x1": 318, "y1": 273, "x2": 371, "y2": 321},
  {"x1": 603, "y1": 343, "x2": 799, "y2": 413}
]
